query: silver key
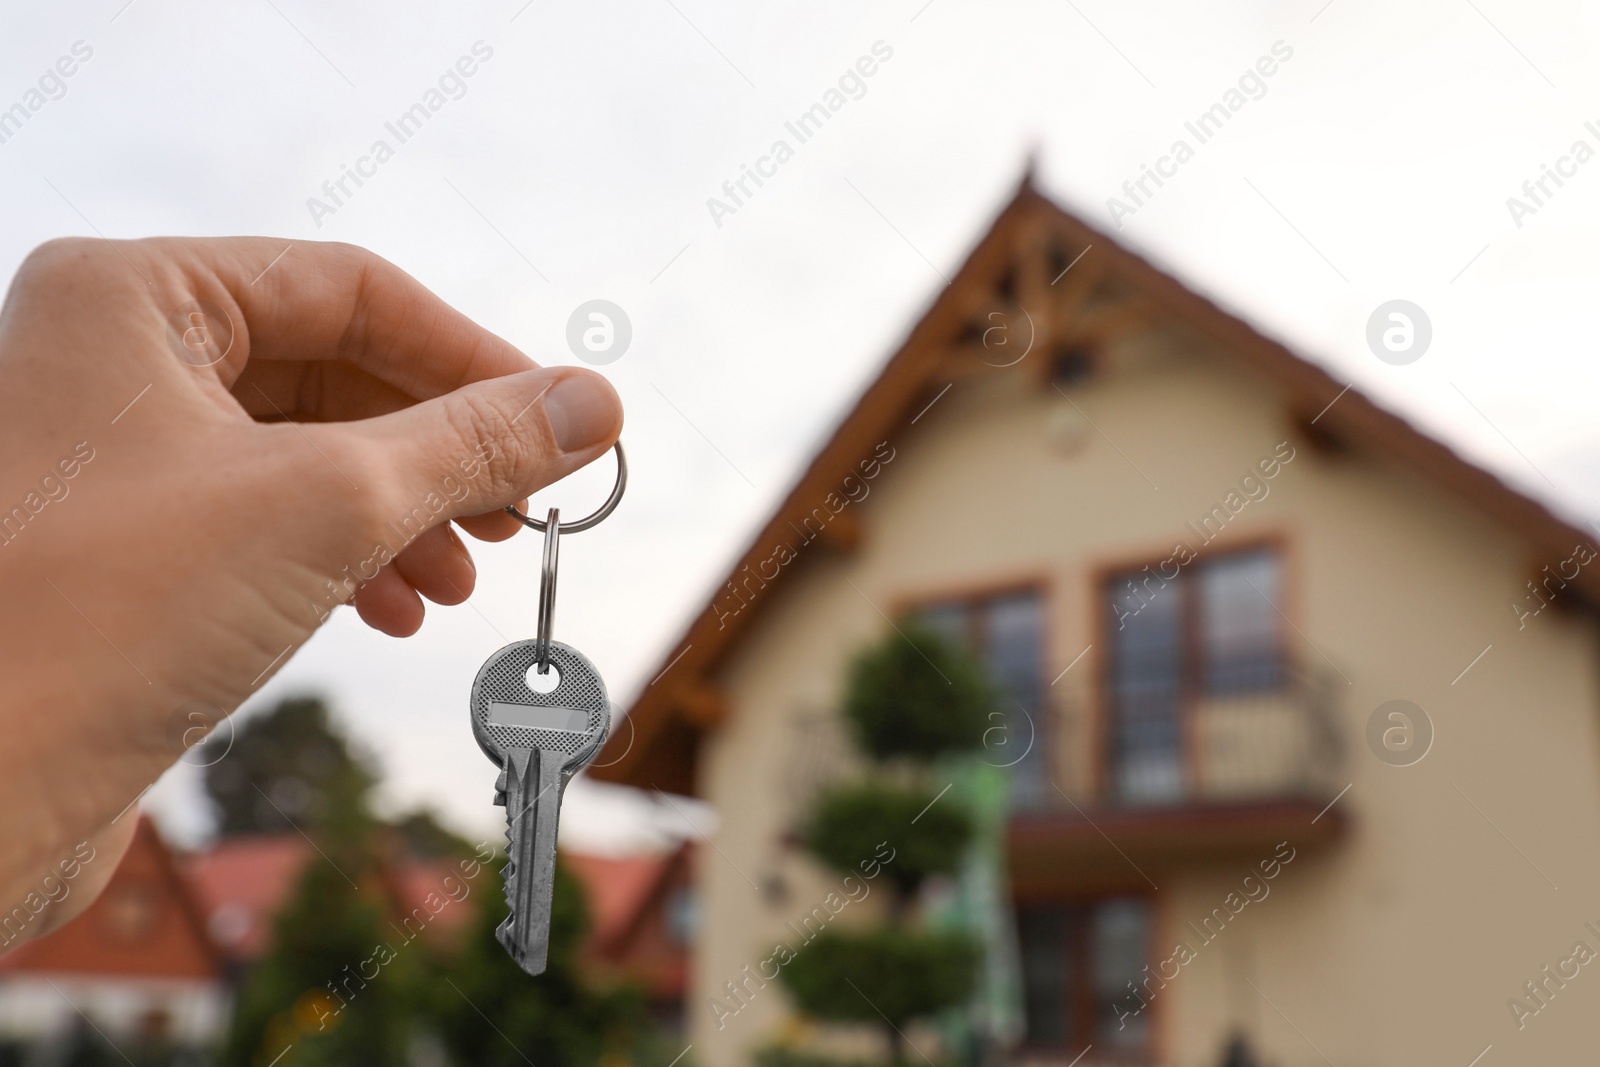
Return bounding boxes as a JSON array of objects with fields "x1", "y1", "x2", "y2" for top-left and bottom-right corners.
[{"x1": 470, "y1": 638, "x2": 610, "y2": 975}]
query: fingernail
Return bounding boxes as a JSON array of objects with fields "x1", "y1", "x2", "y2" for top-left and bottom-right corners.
[{"x1": 545, "y1": 373, "x2": 618, "y2": 453}]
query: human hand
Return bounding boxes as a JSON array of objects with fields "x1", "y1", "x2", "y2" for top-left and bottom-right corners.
[{"x1": 0, "y1": 238, "x2": 622, "y2": 936}]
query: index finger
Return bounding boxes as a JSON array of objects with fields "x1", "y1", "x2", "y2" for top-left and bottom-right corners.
[{"x1": 157, "y1": 236, "x2": 536, "y2": 400}]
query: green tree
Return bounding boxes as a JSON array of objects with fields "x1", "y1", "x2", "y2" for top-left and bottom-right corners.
[
  {"x1": 220, "y1": 765, "x2": 423, "y2": 1067},
  {"x1": 392, "y1": 808, "x2": 478, "y2": 861},
  {"x1": 426, "y1": 864, "x2": 647, "y2": 1067},
  {"x1": 841, "y1": 624, "x2": 993, "y2": 762},
  {"x1": 216, "y1": 696, "x2": 666, "y2": 1067},
  {"x1": 779, "y1": 627, "x2": 993, "y2": 1064},
  {"x1": 204, "y1": 695, "x2": 376, "y2": 835}
]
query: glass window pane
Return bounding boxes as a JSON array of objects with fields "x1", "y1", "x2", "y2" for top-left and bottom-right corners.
[
  {"x1": 1200, "y1": 550, "x2": 1282, "y2": 693},
  {"x1": 1018, "y1": 908, "x2": 1072, "y2": 1045},
  {"x1": 1091, "y1": 899, "x2": 1150, "y2": 1048},
  {"x1": 918, "y1": 602, "x2": 970, "y2": 648},
  {"x1": 1106, "y1": 571, "x2": 1184, "y2": 803},
  {"x1": 984, "y1": 594, "x2": 1042, "y2": 710},
  {"x1": 983, "y1": 594, "x2": 1044, "y2": 796}
]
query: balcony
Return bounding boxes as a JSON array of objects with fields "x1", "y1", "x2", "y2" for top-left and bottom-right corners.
[{"x1": 1004, "y1": 660, "x2": 1349, "y2": 895}]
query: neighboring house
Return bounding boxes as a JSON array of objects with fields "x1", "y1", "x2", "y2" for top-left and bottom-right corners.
[
  {"x1": 185, "y1": 832, "x2": 682, "y2": 1008},
  {"x1": 593, "y1": 173, "x2": 1600, "y2": 1066},
  {"x1": 0, "y1": 817, "x2": 229, "y2": 1055},
  {"x1": 182, "y1": 833, "x2": 314, "y2": 969},
  {"x1": 566, "y1": 843, "x2": 695, "y2": 1031},
  {"x1": 182, "y1": 833, "x2": 478, "y2": 971}
]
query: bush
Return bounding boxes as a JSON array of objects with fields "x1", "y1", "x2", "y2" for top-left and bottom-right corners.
[
  {"x1": 779, "y1": 928, "x2": 978, "y2": 1031},
  {"x1": 842, "y1": 625, "x2": 994, "y2": 762},
  {"x1": 755, "y1": 1047, "x2": 955, "y2": 1067},
  {"x1": 801, "y1": 781, "x2": 972, "y2": 898}
]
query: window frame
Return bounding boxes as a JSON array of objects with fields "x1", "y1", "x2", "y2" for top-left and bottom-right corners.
[
  {"x1": 900, "y1": 576, "x2": 1051, "y2": 794},
  {"x1": 1014, "y1": 891, "x2": 1160, "y2": 1060},
  {"x1": 1092, "y1": 537, "x2": 1292, "y2": 802}
]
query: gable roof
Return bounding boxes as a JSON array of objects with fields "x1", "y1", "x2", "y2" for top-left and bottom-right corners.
[
  {"x1": 564, "y1": 843, "x2": 691, "y2": 952},
  {"x1": 591, "y1": 169, "x2": 1600, "y2": 795},
  {"x1": 183, "y1": 832, "x2": 480, "y2": 963},
  {"x1": 0, "y1": 817, "x2": 223, "y2": 981}
]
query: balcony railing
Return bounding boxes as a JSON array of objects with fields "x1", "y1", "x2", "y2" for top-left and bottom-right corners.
[{"x1": 1006, "y1": 659, "x2": 1345, "y2": 814}]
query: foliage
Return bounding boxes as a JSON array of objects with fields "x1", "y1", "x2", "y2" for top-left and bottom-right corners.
[
  {"x1": 778, "y1": 627, "x2": 991, "y2": 1064},
  {"x1": 204, "y1": 695, "x2": 376, "y2": 835},
  {"x1": 841, "y1": 625, "x2": 995, "y2": 762},
  {"x1": 801, "y1": 781, "x2": 972, "y2": 899},
  {"x1": 424, "y1": 866, "x2": 650, "y2": 1067},
  {"x1": 216, "y1": 693, "x2": 667, "y2": 1067},
  {"x1": 779, "y1": 929, "x2": 978, "y2": 1033},
  {"x1": 754, "y1": 1045, "x2": 955, "y2": 1067},
  {"x1": 220, "y1": 799, "x2": 417, "y2": 1066},
  {"x1": 392, "y1": 808, "x2": 478, "y2": 861}
]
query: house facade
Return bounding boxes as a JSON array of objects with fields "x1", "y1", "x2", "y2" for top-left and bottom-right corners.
[
  {"x1": 594, "y1": 176, "x2": 1600, "y2": 1066},
  {"x1": 0, "y1": 817, "x2": 229, "y2": 1059}
]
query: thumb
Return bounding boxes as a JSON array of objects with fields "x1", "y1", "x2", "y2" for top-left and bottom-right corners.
[{"x1": 359, "y1": 366, "x2": 623, "y2": 528}]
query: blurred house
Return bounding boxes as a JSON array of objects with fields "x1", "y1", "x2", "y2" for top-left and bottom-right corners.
[
  {"x1": 592, "y1": 175, "x2": 1600, "y2": 1066},
  {"x1": 182, "y1": 833, "x2": 477, "y2": 970},
  {"x1": 565, "y1": 843, "x2": 695, "y2": 1031},
  {"x1": 183, "y1": 831, "x2": 687, "y2": 1014},
  {"x1": 182, "y1": 833, "x2": 310, "y2": 969},
  {"x1": 0, "y1": 817, "x2": 228, "y2": 1057}
]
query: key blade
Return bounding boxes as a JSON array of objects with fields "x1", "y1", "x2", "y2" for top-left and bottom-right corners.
[{"x1": 497, "y1": 747, "x2": 564, "y2": 976}]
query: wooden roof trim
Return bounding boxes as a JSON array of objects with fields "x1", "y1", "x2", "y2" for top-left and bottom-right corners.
[
  {"x1": 591, "y1": 176, "x2": 1044, "y2": 787},
  {"x1": 593, "y1": 175, "x2": 1600, "y2": 790},
  {"x1": 1033, "y1": 208, "x2": 1600, "y2": 581}
]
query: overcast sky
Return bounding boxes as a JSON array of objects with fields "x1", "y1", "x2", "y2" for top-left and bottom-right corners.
[{"x1": 6, "y1": 0, "x2": 1600, "y2": 852}]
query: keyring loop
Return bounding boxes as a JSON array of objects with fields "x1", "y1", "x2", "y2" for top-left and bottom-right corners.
[
  {"x1": 506, "y1": 441, "x2": 627, "y2": 534},
  {"x1": 535, "y1": 506, "x2": 559, "y2": 672}
]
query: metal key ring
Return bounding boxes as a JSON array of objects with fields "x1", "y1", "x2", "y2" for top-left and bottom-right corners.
[
  {"x1": 535, "y1": 506, "x2": 559, "y2": 673},
  {"x1": 505, "y1": 441, "x2": 627, "y2": 534}
]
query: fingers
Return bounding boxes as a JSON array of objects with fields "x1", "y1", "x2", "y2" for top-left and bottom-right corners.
[
  {"x1": 393, "y1": 524, "x2": 475, "y2": 605},
  {"x1": 454, "y1": 510, "x2": 524, "y2": 542},
  {"x1": 355, "y1": 365, "x2": 622, "y2": 530},
  {"x1": 353, "y1": 563, "x2": 425, "y2": 637},
  {"x1": 129, "y1": 237, "x2": 538, "y2": 402}
]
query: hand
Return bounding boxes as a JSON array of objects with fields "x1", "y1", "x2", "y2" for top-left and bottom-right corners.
[{"x1": 0, "y1": 238, "x2": 622, "y2": 937}]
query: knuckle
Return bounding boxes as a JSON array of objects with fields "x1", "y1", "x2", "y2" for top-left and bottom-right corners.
[
  {"x1": 16, "y1": 237, "x2": 102, "y2": 284},
  {"x1": 447, "y1": 391, "x2": 551, "y2": 498},
  {"x1": 14, "y1": 238, "x2": 149, "y2": 307}
]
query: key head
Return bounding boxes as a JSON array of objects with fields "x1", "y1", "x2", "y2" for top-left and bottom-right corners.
[{"x1": 470, "y1": 640, "x2": 610, "y2": 772}]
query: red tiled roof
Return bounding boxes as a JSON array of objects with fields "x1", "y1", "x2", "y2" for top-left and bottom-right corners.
[
  {"x1": 181, "y1": 833, "x2": 312, "y2": 962},
  {"x1": 563, "y1": 849, "x2": 678, "y2": 953},
  {"x1": 563, "y1": 844, "x2": 692, "y2": 999},
  {"x1": 0, "y1": 817, "x2": 222, "y2": 981},
  {"x1": 391, "y1": 858, "x2": 477, "y2": 942}
]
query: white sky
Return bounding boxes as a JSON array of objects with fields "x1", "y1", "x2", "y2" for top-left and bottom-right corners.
[{"x1": 5, "y1": 0, "x2": 1600, "y2": 852}]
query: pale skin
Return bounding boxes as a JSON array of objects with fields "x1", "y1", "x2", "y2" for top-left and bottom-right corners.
[{"x1": 0, "y1": 237, "x2": 624, "y2": 941}]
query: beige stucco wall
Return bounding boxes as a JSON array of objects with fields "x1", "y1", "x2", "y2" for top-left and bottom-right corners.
[{"x1": 685, "y1": 321, "x2": 1600, "y2": 1067}]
